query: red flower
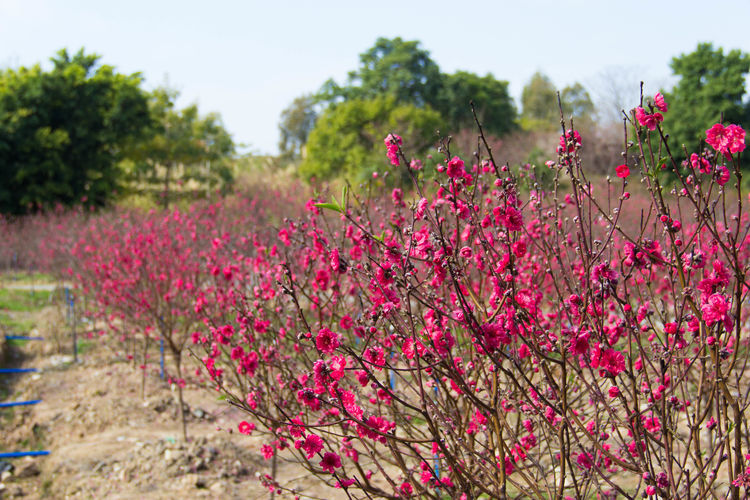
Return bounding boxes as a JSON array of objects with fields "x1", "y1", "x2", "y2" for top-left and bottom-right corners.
[
  {"x1": 706, "y1": 123, "x2": 729, "y2": 153},
  {"x1": 705, "y1": 123, "x2": 744, "y2": 155},
  {"x1": 653, "y1": 92, "x2": 668, "y2": 112},
  {"x1": 727, "y1": 124, "x2": 746, "y2": 154},
  {"x1": 316, "y1": 327, "x2": 340, "y2": 354},
  {"x1": 690, "y1": 153, "x2": 712, "y2": 173},
  {"x1": 635, "y1": 107, "x2": 663, "y2": 130},
  {"x1": 445, "y1": 156, "x2": 465, "y2": 178},
  {"x1": 615, "y1": 164, "x2": 630, "y2": 178},
  {"x1": 559, "y1": 130, "x2": 582, "y2": 153},
  {"x1": 238, "y1": 421, "x2": 255, "y2": 435},
  {"x1": 320, "y1": 452, "x2": 342, "y2": 473},
  {"x1": 295, "y1": 434, "x2": 324, "y2": 459},
  {"x1": 384, "y1": 134, "x2": 402, "y2": 166}
]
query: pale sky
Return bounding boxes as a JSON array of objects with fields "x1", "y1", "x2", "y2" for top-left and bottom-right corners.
[{"x1": 2, "y1": 0, "x2": 749, "y2": 155}]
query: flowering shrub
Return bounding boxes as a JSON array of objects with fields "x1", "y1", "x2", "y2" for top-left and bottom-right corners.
[
  {"x1": 24, "y1": 89, "x2": 745, "y2": 498},
  {"x1": 189, "y1": 91, "x2": 750, "y2": 499}
]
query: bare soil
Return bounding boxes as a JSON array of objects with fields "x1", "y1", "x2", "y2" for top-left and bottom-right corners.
[{"x1": 0, "y1": 304, "x2": 345, "y2": 500}]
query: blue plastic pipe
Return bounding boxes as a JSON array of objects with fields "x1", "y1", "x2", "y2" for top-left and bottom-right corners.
[
  {"x1": 0, "y1": 368, "x2": 38, "y2": 374},
  {"x1": 0, "y1": 399, "x2": 41, "y2": 408},
  {"x1": 0, "y1": 451, "x2": 50, "y2": 458},
  {"x1": 5, "y1": 335, "x2": 44, "y2": 341}
]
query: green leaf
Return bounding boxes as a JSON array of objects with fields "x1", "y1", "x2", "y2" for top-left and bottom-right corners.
[{"x1": 314, "y1": 202, "x2": 343, "y2": 213}]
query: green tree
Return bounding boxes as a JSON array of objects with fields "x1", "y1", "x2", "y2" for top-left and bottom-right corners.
[
  {"x1": 663, "y1": 43, "x2": 750, "y2": 157},
  {"x1": 520, "y1": 71, "x2": 558, "y2": 130},
  {"x1": 521, "y1": 72, "x2": 595, "y2": 130},
  {"x1": 561, "y1": 82, "x2": 595, "y2": 124},
  {"x1": 299, "y1": 96, "x2": 441, "y2": 183},
  {"x1": 319, "y1": 37, "x2": 444, "y2": 109},
  {"x1": 278, "y1": 94, "x2": 318, "y2": 161},
  {"x1": 127, "y1": 88, "x2": 234, "y2": 207},
  {"x1": 0, "y1": 48, "x2": 151, "y2": 214},
  {"x1": 438, "y1": 71, "x2": 518, "y2": 136}
]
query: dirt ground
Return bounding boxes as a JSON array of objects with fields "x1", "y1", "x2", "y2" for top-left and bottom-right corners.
[{"x1": 0, "y1": 301, "x2": 347, "y2": 500}]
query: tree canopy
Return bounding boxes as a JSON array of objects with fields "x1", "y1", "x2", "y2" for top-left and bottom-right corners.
[
  {"x1": 438, "y1": 71, "x2": 517, "y2": 137},
  {"x1": 320, "y1": 37, "x2": 444, "y2": 110},
  {"x1": 520, "y1": 72, "x2": 595, "y2": 130},
  {"x1": 299, "y1": 96, "x2": 441, "y2": 184},
  {"x1": 278, "y1": 94, "x2": 318, "y2": 161},
  {"x1": 0, "y1": 49, "x2": 151, "y2": 214},
  {"x1": 663, "y1": 43, "x2": 750, "y2": 158},
  {"x1": 126, "y1": 87, "x2": 234, "y2": 207},
  {"x1": 293, "y1": 37, "x2": 518, "y2": 181}
]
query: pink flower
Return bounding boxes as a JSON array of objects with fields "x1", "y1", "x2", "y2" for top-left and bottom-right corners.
[
  {"x1": 635, "y1": 107, "x2": 663, "y2": 130},
  {"x1": 238, "y1": 421, "x2": 255, "y2": 435},
  {"x1": 559, "y1": 130, "x2": 582, "y2": 153},
  {"x1": 295, "y1": 433, "x2": 324, "y2": 459},
  {"x1": 399, "y1": 482, "x2": 413, "y2": 495},
  {"x1": 715, "y1": 164, "x2": 730, "y2": 186},
  {"x1": 384, "y1": 134, "x2": 402, "y2": 166},
  {"x1": 705, "y1": 123, "x2": 744, "y2": 155},
  {"x1": 653, "y1": 92, "x2": 668, "y2": 112},
  {"x1": 702, "y1": 293, "x2": 732, "y2": 331},
  {"x1": 706, "y1": 123, "x2": 729, "y2": 153},
  {"x1": 339, "y1": 315, "x2": 353, "y2": 330},
  {"x1": 391, "y1": 188, "x2": 403, "y2": 205},
  {"x1": 320, "y1": 452, "x2": 342, "y2": 473},
  {"x1": 498, "y1": 206, "x2": 524, "y2": 232},
  {"x1": 415, "y1": 198, "x2": 428, "y2": 219},
  {"x1": 594, "y1": 348, "x2": 625, "y2": 377},
  {"x1": 316, "y1": 327, "x2": 340, "y2": 354},
  {"x1": 727, "y1": 124, "x2": 746, "y2": 154},
  {"x1": 615, "y1": 164, "x2": 630, "y2": 178},
  {"x1": 690, "y1": 153, "x2": 712, "y2": 173},
  {"x1": 608, "y1": 386, "x2": 620, "y2": 398},
  {"x1": 445, "y1": 156, "x2": 465, "y2": 178},
  {"x1": 576, "y1": 452, "x2": 594, "y2": 469}
]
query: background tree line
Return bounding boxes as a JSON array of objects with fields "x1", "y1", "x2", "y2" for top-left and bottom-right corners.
[
  {"x1": 0, "y1": 49, "x2": 234, "y2": 215},
  {"x1": 1, "y1": 41, "x2": 747, "y2": 214},
  {"x1": 280, "y1": 38, "x2": 750, "y2": 184}
]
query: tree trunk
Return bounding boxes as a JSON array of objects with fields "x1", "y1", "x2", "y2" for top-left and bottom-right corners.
[
  {"x1": 175, "y1": 354, "x2": 187, "y2": 441},
  {"x1": 141, "y1": 336, "x2": 149, "y2": 399},
  {"x1": 163, "y1": 162, "x2": 172, "y2": 209}
]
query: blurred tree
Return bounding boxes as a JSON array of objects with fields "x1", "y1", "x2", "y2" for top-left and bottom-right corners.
[
  {"x1": 0, "y1": 48, "x2": 151, "y2": 214},
  {"x1": 299, "y1": 96, "x2": 441, "y2": 184},
  {"x1": 438, "y1": 71, "x2": 518, "y2": 136},
  {"x1": 278, "y1": 94, "x2": 318, "y2": 161},
  {"x1": 561, "y1": 82, "x2": 595, "y2": 124},
  {"x1": 520, "y1": 72, "x2": 558, "y2": 130},
  {"x1": 127, "y1": 88, "x2": 234, "y2": 207},
  {"x1": 521, "y1": 72, "x2": 595, "y2": 131},
  {"x1": 319, "y1": 37, "x2": 444, "y2": 110},
  {"x1": 663, "y1": 43, "x2": 750, "y2": 159}
]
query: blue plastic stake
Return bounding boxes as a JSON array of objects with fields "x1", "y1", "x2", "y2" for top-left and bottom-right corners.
[
  {"x1": 0, "y1": 399, "x2": 42, "y2": 408},
  {"x1": 0, "y1": 451, "x2": 50, "y2": 458},
  {"x1": 64, "y1": 287, "x2": 71, "y2": 323},
  {"x1": 5, "y1": 335, "x2": 44, "y2": 341},
  {"x1": 160, "y1": 338, "x2": 165, "y2": 380},
  {"x1": 0, "y1": 368, "x2": 38, "y2": 374}
]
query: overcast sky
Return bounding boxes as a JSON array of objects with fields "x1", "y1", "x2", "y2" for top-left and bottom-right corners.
[{"x1": 2, "y1": 0, "x2": 749, "y2": 154}]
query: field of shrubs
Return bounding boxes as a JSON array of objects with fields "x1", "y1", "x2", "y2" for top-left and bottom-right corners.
[{"x1": 2, "y1": 94, "x2": 749, "y2": 499}]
